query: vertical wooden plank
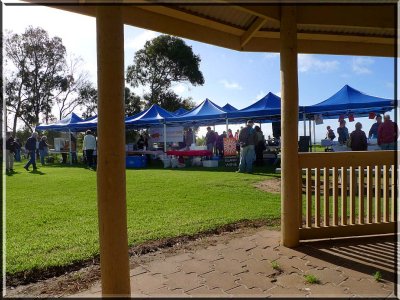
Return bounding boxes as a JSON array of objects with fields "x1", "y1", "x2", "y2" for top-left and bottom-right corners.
[
  {"x1": 383, "y1": 165, "x2": 390, "y2": 222},
  {"x1": 349, "y1": 166, "x2": 356, "y2": 225},
  {"x1": 391, "y1": 165, "x2": 395, "y2": 222},
  {"x1": 333, "y1": 167, "x2": 338, "y2": 226},
  {"x1": 375, "y1": 165, "x2": 381, "y2": 223},
  {"x1": 358, "y1": 166, "x2": 365, "y2": 224},
  {"x1": 315, "y1": 167, "x2": 321, "y2": 227},
  {"x1": 341, "y1": 167, "x2": 347, "y2": 225},
  {"x1": 367, "y1": 166, "x2": 373, "y2": 223},
  {"x1": 306, "y1": 168, "x2": 312, "y2": 228},
  {"x1": 299, "y1": 169, "x2": 303, "y2": 227},
  {"x1": 323, "y1": 167, "x2": 330, "y2": 226}
]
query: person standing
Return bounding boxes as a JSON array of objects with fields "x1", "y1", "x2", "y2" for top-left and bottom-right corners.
[
  {"x1": 326, "y1": 126, "x2": 336, "y2": 141},
  {"x1": 254, "y1": 125, "x2": 265, "y2": 165},
  {"x1": 71, "y1": 133, "x2": 78, "y2": 163},
  {"x1": 83, "y1": 130, "x2": 97, "y2": 168},
  {"x1": 368, "y1": 114, "x2": 382, "y2": 139},
  {"x1": 337, "y1": 120, "x2": 349, "y2": 145},
  {"x1": 227, "y1": 128, "x2": 234, "y2": 139},
  {"x1": 38, "y1": 136, "x2": 50, "y2": 166},
  {"x1": 24, "y1": 132, "x2": 39, "y2": 171},
  {"x1": 14, "y1": 138, "x2": 22, "y2": 162},
  {"x1": 237, "y1": 120, "x2": 256, "y2": 173},
  {"x1": 6, "y1": 133, "x2": 16, "y2": 173},
  {"x1": 349, "y1": 122, "x2": 368, "y2": 151},
  {"x1": 205, "y1": 126, "x2": 216, "y2": 153},
  {"x1": 378, "y1": 114, "x2": 398, "y2": 150},
  {"x1": 184, "y1": 128, "x2": 194, "y2": 150}
]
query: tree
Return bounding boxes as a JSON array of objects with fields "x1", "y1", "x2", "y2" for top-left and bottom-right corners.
[
  {"x1": 143, "y1": 90, "x2": 195, "y2": 112},
  {"x1": 124, "y1": 87, "x2": 143, "y2": 116},
  {"x1": 5, "y1": 27, "x2": 67, "y2": 133},
  {"x1": 126, "y1": 35, "x2": 204, "y2": 110}
]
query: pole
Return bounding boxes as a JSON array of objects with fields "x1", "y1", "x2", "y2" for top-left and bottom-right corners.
[
  {"x1": 226, "y1": 119, "x2": 229, "y2": 133},
  {"x1": 313, "y1": 119, "x2": 316, "y2": 152},
  {"x1": 303, "y1": 112, "x2": 306, "y2": 136},
  {"x1": 163, "y1": 123, "x2": 167, "y2": 152},
  {"x1": 96, "y1": 6, "x2": 130, "y2": 297},
  {"x1": 309, "y1": 119, "x2": 312, "y2": 152},
  {"x1": 68, "y1": 129, "x2": 72, "y2": 165},
  {"x1": 280, "y1": 6, "x2": 300, "y2": 247}
]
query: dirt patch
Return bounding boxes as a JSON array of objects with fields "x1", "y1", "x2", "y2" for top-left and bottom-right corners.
[
  {"x1": 254, "y1": 178, "x2": 281, "y2": 194},
  {"x1": 5, "y1": 219, "x2": 280, "y2": 298}
]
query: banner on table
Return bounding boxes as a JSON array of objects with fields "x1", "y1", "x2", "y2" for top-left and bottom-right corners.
[
  {"x1": 149, "y1": 126, "x2": 184, "y2": 143},
  {"x1": 224, "y1": 156, "x2": 238, "y2": 167},
  {"x1": 223, "y1": 138, "x2": 237, "y2": 156}
]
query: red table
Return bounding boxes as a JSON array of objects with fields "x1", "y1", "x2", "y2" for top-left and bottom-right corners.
[{"x1": 166, "y1": 150, "x2": 212, "y2": 157}]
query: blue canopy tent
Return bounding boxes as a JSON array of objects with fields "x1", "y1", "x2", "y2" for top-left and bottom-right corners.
[
  {"x1": 36, "y1": 112, "x2": 85, "y2": 165},
  {"x1": 173, "y1": 108, "x2": 188, "y2": 115},
  {"x1": 222, "y1": 103, "x2": 238, "y2": 112},
  {"x1": 70, "y1": 116, "x2": 99, "y2": 131},
  {"x1": 303, "y1": 85, "x2": 395, "y2": 119},
  {"x1": 125, "y1": 104, "x2": 176, "y2": 151}
]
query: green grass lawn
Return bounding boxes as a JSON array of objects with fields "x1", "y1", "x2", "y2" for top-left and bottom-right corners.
[{"x1": 6, "y1": 160, "x2": 281, "y2": 275}]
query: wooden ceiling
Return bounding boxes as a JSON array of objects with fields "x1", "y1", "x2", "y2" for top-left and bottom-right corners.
[{"x1": 22, "y1": 1, "x2": 396, "y2": 56}]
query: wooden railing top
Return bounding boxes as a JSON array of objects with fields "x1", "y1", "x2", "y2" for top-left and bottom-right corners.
[{"x1": 298, "y1": 150, "x2": 398, "y2": 168}]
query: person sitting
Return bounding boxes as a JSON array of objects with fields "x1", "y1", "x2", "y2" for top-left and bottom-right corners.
[
  {"x1": 337, "y1": 120, "x2": 349, "y2": 145},
  {"x1": 349, "y1": 122, "x2": 367, "y2": 151},
  {"x1": 326, "y1": 126, "x2": 336, "y2": 141}
]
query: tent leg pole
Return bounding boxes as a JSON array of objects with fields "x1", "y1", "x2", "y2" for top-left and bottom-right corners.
[
  {"x1": 309, "y1": 119, "x2": 312, "y2": 152},
  {"x1": 69, "y1": 129, "x2": 72, "y2": 165},
  {"x1": 96, "y1": 7, "x2": 130, "y2": 297},
  {"x1": 280, "y1": 5, "x2": 300, "y2": 248},
  {"x1": 226, "y1": 119, "x2": 228, "y2": 133},
  {"x1": 164, "y1": 123, "x2": 167, "y2": 152},
  {"x1": 313, "y1": 120, "x2": 316, "y2": 152}
]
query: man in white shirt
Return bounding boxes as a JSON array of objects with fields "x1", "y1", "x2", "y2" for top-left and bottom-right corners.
[{"x1": 83, "y1": 130, "x2": 97, "y2": 168}]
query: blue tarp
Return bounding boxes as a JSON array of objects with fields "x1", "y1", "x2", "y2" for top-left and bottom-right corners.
[
  {"x1": 304, "y1": 85, "x2": 394, "y2": 119},
  {"x1": 166, "y1": 98, "x2": 227, "y2": 125},
  {"x1": 36, "y1": 113, "x2": 84, "y2": 131},
  {"x1": 222, "y1": 103, "x2": 238, "y2": 112},
  {"x1": 125, "y1": 104, "x2": 175, "y2": 127},
  {"x1": 173, "y1": 108, "x2": 188, "y2": 115}
]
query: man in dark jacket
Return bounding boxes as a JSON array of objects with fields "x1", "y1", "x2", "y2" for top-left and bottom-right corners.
[
  {"x1": 6, "y1": 133, "x2": 16, "y2": 172},
  {"x1": 368, "y1": 114, "x2": 382, "y2": 139},
  {"x1": 349, "y1": 122, "x2": 368, "y2": 151},
  {"x1": 378, "y1": 114, "x2": 398, "y2": 150},
  {"x1": 205, "y1": 126, "x2": 216, "y2": 153},
  {"x1": 24, "y1": 132, "x2": 39, "y2": 171},
  {"x1": 237, "y1": 120, "x2": 256, "y2": 173}
]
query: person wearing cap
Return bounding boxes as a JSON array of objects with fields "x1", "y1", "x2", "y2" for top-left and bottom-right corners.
[
  {"x1": 237, "y1": 120, "x2": 256, "y2": 173},
  {"x1": 349, "y1": 122, "x2": 368, "y2": 151},
  {"x1": 368, "y1": 114, "x2": 382, "y2": 139},
  {"x1": 83, "y1": 129, "x2": 97, "y2": 168},
  {"x1": 378, "y1": 114, "x2": 398, "y2": 150}
]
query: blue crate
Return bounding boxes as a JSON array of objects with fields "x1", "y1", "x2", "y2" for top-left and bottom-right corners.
[{"x1": 126, "y1": 155, "x2": 147, "y2": 168}]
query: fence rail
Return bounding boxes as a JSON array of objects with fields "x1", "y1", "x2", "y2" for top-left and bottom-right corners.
[{"x1": 298, "y1": 151, "x2": 397, "y2": 240}]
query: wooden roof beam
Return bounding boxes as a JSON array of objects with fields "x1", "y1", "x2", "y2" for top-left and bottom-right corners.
[{"x1": 240, "y1": 17, "x2": 266, "y2": 48}]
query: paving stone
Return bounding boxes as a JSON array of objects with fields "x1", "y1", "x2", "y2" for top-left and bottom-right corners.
[
  {"x1": 275, "y1": 273, "x2": 308, "y2": 289},
  {"x1": 164, "y1": 272, "x2": 203, "y2": 292},
  {"x1": 151, "y1": 287, "x2": 186, "y2": 297},
  {"x1": 335, "y1": 265, "x2": 372, "y2": 280},
  {"x1": 144, "y1": 260, "x2": 181, "y2": 275},
  {"x1": 274, "y1": 256, "x2": 314, "y2": 274},
  {"x1": 180, "y1": 259, "x2": 213, "y2": 274},
  {"x1": 237, "y1": 272, "x2": 275, "y2": 290},
  {"x1": 219, "y1": 248, "x2": 252, "y2": 262},
  {"x1": 273, "y1": 245, "x2": 307, "y2": 259},
  {"x1": 213, "y1": 259, "x2": 247, "y2": 275},
  {"x1": 226, "y1": 285, "x2": 264, "y2": 296},
  {"x1": 226, "y1": 238, "x2": 257, "y2": 251},
  {"x1": 244, "y1": 259, "x2": 276, "y2": 276},
  {"x1": 130, "y1": 265, "x2": 148, "y2": 277},
  {"x1": 166, "y1": 252, "x2": 193, "y2": 263},
  {"x1": 201, "y1": 271, "x2": 240, "y2": 291},
  {"x1": 265, "y1": 285, "x2": 307, "y2": 297},
  {"x1": 251, "y1": 236, "x2": 280, "y2": 249},
  {"x1": 190, "y1": 248, "x2": 223, "y2": 262},
  {"x1": 304, "y1": 268, "x2": 348, "y2": 285},
  {"x1": 304, "y1": 256, "x2": 345, "y2": 270},
  {"x1": 257, "y1": 230, "x2": 280, "y2": 238},
  {"x1": 248, "y1": 247, "x2": 280, "y2": 261},
  {"x1": 186, "y1": 285, "x2": 226, "y2": 296},
  {"x1": 340, "y1": 278, "x2": 392, "y2": 297},
  {"x1": 131, "y1": 273, "x2": 167, "y2": 293},
  {"x1": 305, "y1": 283, "x2": 350, "y2": 297}
]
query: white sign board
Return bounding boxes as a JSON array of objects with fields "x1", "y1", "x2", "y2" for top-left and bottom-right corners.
[{"x1": 149, "y1": 127, "x2": 184, "y2": 143}]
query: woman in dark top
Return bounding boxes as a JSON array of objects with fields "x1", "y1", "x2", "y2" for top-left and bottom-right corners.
[{"x1": 349, "y1": 122, "x2": 368, "y2": 151}]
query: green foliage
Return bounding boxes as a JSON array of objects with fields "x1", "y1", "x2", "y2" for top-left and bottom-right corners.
[
  {"x1": 124, "y1": 87, "x2": 143, "y2": 116},
  {"x1": 271, "y1": 261, "x2": 281, "y2": 271},
  {"x1": 304, "y1": 274, "x2": 320, "y2": 284},
  {"x1": 6, "y1": 162, "x2": 280, "y2": 274},
  {"x1": 126, "y1": 35, "x2": 204, "y2": 110},
  {"x1": 373, "y1": 271, "x2": 382, "y2": 281}
]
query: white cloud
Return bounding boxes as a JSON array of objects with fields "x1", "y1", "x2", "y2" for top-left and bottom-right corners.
[
  {"x1": 220, "y1": 79, "x2": 243, "y2": 90},
  {"x1": 352, "y1": 57, "x2": 374, "y2": 74},
  {"x1": 125, "y1": 30, "x2": 159, "y2": 51},
  {"x1": 172, "y1": 83, "x2": 187, "y2": 95},
  {"x1": 298, "y1": 54, "x2": 339, "y2": 73}
]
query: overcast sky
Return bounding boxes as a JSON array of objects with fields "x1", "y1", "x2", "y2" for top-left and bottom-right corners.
[{"x1": 3, "y1": 1, "x2": 396, "y2": 140}]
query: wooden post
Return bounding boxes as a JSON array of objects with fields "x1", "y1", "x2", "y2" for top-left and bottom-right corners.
[
  {"x1": 280, "y1": 6, "x2": 300, "y2": 247},
  {"x1": 96, "y1": 6, "x2": 131, "y2": 297}
]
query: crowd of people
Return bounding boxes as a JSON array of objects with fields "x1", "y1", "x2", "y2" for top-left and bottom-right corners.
[{"x1": 326, "y1": 114, "x2": 398, "y2": 151}]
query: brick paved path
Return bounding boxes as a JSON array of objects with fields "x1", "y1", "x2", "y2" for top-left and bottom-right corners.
[{"x1": 73, "y1": 229, "x2": 397, "y2": 298}]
